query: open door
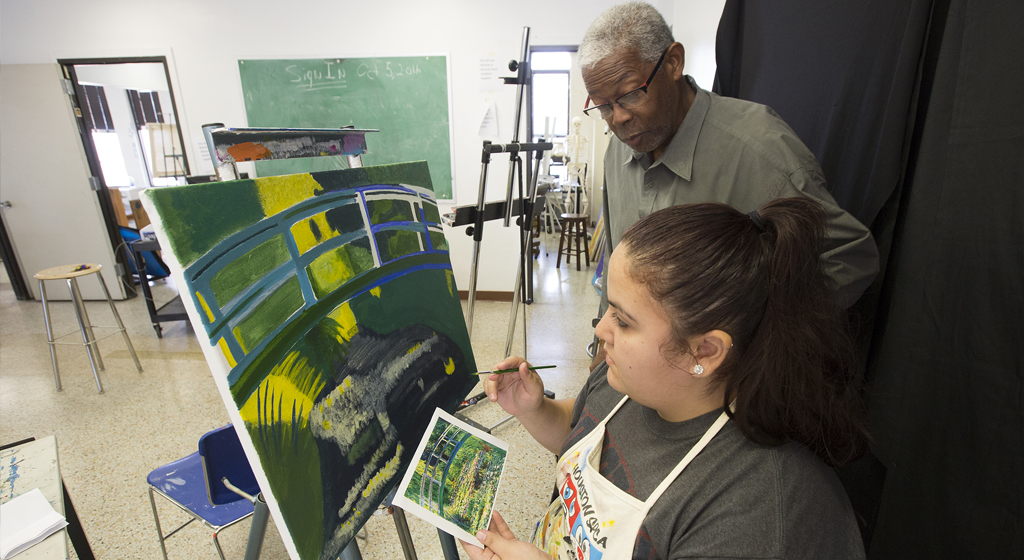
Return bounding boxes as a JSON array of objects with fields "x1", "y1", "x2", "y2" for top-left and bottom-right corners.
[{"x1": 0, "y1": 64, "x2": 122, "y2": 301}]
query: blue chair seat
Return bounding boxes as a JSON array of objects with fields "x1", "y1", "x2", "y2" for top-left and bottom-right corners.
[
  {"x1": 146, "y1": 427, "x2": 256, "y2": 560},
  {"x1": 148, "y1": 452, "x2": 254, "y2": 527}
]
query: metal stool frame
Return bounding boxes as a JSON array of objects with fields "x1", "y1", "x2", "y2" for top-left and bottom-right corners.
[{"x1": 35, "y1": 264, "x2": 142, "y2": 393}]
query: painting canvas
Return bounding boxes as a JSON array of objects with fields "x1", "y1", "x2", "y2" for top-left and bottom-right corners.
[
  {"x1": 141, "y1": 161, "x2": 477, "y2": 560},
  {"x1": 392, "y1": 408, "x2": 508, "y2": 544}
]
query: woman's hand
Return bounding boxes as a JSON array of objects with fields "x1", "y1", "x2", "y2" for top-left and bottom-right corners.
[
  {"x1": 460, "y1": 511, "x2": 552, "y2": 560},
  {"x1": 483, "y1": 356, "x2": 546, "y2": 418}
]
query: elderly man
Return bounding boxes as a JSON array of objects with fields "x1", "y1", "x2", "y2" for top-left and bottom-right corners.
[{"x1": 582, "y1": 2, "x2": 879, "y2": 322}]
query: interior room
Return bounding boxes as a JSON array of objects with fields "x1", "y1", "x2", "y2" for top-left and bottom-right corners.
[{"x1": 1, "y1": 1, "x2": 1020, "y2": 559}]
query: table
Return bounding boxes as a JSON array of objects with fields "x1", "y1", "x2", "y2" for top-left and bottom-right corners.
[{"x1": 0, "y1": 437, "x2": 93, "y2": 560}]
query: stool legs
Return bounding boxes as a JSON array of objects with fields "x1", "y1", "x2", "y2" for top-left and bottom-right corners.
[
  {"x1": 582, "y1": 221, "x2": 590, "y2": 268},
  {"x1": 68, "y1": 278, "x2": 105, "y2": 393},
  {"x1": 556, "y1": 223, "x2": 568, "y2": 268},
  {"x1": 38, "y1": 280, "x2": 62, "y2": 391},
  {"x1": 556, "y1": 217, "x2": 589, "y2": 270},
  {"x1": 574, "y1": 220, "x2": 582, "y2": 271},
  {"x1": 96, "y1": 270, "x2": 142, "y2": 374}
]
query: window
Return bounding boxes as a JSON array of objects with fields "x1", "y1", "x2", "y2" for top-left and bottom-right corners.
[
  {"x1": 127, "y1": 88, "x2": 184, "y2": 182},
  {"x1": 82, "y1": 84, "x2": 115, "y2": 131},
  {"x1": 531, "y1": 51, "x2": 572, "y2": 139}
]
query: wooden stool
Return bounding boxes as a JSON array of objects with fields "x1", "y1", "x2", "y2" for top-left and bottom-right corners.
[
  {"x1": 34, "y1": 263, "x2": 142, "y2": 393},
  {"x1": 557, "y1": 213, "x2": 590, "y2": 270}
]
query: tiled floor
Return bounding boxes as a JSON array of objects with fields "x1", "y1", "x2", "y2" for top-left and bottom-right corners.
[{"x1": 0, "y1": 234, "x2": 601, "y2": 560}]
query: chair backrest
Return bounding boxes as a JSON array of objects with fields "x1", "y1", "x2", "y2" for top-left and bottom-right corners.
[{"x1": 198, "y1": 425, "x2": 260, "y2": 505}]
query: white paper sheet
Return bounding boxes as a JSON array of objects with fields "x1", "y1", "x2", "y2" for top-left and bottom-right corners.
[{"x1": 0, "y1": 488, "x2": 68, "y2": 559}]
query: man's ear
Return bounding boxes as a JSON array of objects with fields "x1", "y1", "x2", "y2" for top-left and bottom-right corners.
[
  {"x1": 689, "y1": 329, "x2": 733, "y2": 378},
  {"x1": 665, "y1": 42, "x2": 686, "y2": 81}
]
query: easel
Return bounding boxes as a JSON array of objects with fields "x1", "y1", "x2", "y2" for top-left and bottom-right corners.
[
  {"x1": 449, "y1": 27, "x2": 551, "y2": 365},
  {"x1": 203, "y1": 125, "x2": 450, "y2": 560}
]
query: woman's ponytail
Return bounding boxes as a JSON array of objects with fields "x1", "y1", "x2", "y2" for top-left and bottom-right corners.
[{"x1": 727, "y1": 198, "x2": 867, "y2": 466}]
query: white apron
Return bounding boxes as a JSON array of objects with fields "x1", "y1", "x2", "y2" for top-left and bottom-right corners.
[{"x1": 531, "y1": 396, "x2": 730, "y2": 560}]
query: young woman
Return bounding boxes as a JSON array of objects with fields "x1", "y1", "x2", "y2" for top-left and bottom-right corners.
[{"x1": 463, "y1": 198, "x2": 868, "y2": 560}]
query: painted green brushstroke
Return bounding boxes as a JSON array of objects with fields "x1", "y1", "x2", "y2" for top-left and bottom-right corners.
[
  {"x1": 368, "y1": 199, "x2": 414, "y2": 225},
  {"x1": 210, "y1": 234, "x2": 291, "y2": 308},
  {"x1": 310, "y1": 161, "x2": 433, "y2": 195},
  {"x1": 422, "y1": 202, "x2": 442, "y2": 224},
  {"x1": 430, "y1": 232, "x2": 448, "y2": 251},
  {"x1": 306, "y1": 242, "x2": 374, "y2": 300},
  {"x1": 247, "y1": 415, "x2": 324, "y2": 560},
  {"x1": 145, "y1": 180, "x2": 265, "y2": 267},
  {"x1": 347, "y1": 268, "x2": 472, "y2": 370},
  {"x1": 347, "y1": 421, "x2": 383, "y2": 465},
  {"x1": 376, "y1": 230, "x2": 422, "y2": 262},
  {"x1": 235, "y1": 275, "x2": 305, "y2": 353}
]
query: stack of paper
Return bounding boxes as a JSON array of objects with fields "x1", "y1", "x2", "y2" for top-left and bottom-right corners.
[{"x1": 0, "y1": 488, "x2": 68, "y2": 559}]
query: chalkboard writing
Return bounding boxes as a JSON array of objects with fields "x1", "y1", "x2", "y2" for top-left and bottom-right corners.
[{"x1": 238, "y1": 57, "x2": 453, "y2": 199}]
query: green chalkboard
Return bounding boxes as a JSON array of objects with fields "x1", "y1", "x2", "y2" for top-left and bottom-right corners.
[{"x1": 237, "y1": 56, "x2": 454, "y2": 199}]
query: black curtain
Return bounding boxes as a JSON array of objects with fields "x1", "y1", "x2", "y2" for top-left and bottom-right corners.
[
  {"x1": 714, "y1": 0, "x2": 932, "y2": 229},
  {"x1": 714, "y1": 0, "x2": 1024, "y2": 558}
]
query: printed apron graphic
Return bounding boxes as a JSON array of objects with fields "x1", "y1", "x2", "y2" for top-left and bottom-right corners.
[{"x1": 531, "y1": 396, "x2": 731, "y2": 559}]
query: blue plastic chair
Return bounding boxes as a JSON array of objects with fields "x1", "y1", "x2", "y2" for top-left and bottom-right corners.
[{"x1": 147, "y1": 426, "x2": 256, "y2": 559}]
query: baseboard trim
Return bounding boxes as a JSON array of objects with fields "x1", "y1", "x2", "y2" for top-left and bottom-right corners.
[{"x1": 458, "y1": 290, "x2": 514, "y2": 302}]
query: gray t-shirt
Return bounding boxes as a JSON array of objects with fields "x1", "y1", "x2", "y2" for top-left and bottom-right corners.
[
  {"x1": 600, "y1": 76, "x2": 879, "y2": 310},
  {"x1": 562, "y1": 364, "x2": 865, "y2": 560}
]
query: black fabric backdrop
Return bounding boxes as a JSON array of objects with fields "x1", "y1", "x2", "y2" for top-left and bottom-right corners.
[{"x1": 713, "y1": 0, "x2": 1023, "y2": 557}]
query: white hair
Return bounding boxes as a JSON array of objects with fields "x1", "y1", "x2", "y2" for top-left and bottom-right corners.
[{"x1": 578, "y1": 2, "x2": 674, "y2": 70}]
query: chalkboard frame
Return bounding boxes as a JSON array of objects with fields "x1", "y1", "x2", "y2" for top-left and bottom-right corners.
[{"x1": 236, "y1": 53, "x2": 457, "y2": 202}]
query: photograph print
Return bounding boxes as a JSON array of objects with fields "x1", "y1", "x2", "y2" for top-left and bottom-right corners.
[{"x1": 393, "y1": 408, "x2": 508, "y2": 544}]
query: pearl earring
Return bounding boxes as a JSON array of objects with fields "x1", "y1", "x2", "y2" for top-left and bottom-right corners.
[{"x1": 693, "y1": 364, "x2": 704, "y2": 375}]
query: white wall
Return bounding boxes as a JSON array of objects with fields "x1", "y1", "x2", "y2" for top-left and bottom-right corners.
[
  {"x1": 672, "y1": 0, "x2": 728, "y2": 90},
  {"x1": 0, "y1": 0, "x2": 716, "y2": 292}
]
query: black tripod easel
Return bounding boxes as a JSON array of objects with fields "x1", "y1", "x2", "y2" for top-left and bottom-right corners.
[{"x1": 454, "y1": 27, "x2": 552, "y2": 361}]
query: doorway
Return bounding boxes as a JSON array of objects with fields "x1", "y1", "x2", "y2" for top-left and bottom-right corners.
[{"x1": 58, "y1": 56, "x2": 190, "y2": 294}]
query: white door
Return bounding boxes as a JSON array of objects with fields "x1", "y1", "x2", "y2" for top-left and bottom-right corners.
[{"x1": 0, "y1": 63, "x2": 123, "y2": 301}]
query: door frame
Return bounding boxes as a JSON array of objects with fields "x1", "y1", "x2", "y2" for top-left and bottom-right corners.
[
  {"x1": 0, "y1": 211, "x2": 32, "y2": 300},
  {"x1": 57, "y1": 56, "x2": 191, "y2": 296}
]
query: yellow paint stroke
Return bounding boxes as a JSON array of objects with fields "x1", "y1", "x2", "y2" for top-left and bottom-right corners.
[
  {"x1": 334, "y1": 376, "x2": 353, "y2": 396},
  {"x1": 326, "y1": 302, "x2": 359, "y2": 342},
  {"x1": 217, "y1": 337, "x2": 237, "y2": 368},
  {"x1": 370, "y1": 286, "x2": 382, "y2": 298},
  {"x1": 444, "y1": 357, "x2": 455, "y2": 375},
  {"x1": 291, "y1": 210, "x2": 338, "y2": 255},
  {"x1": 308, "y1": 247, "x2": 355, "y2": 295},
  {"x1": 362, "y1": 443, "x2": 403, "y2": 498},
  {"x1": 407, "y1": 342, "x2": 421, "y2": 355},
  {"x1": 254, "y1": 173, "x2": 323, "y2": 217},
  {"x1": 445, "y1": 270, "x2": 455, "y2": 298},
  {"x1": 233, "y1": 326, "x2": 248, "y2": 354},
  {"x1": 239, "y1": 351, "x2": 325, "y2": 427},
  {"x1": 196, "y1": 291, "x2": 215, "y2": 323}
]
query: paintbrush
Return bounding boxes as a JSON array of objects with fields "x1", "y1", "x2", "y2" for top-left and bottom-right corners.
[{"x1": 474, "y1": 365, "x2": 557, "y2": 375}]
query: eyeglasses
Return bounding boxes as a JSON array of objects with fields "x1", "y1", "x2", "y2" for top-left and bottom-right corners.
[{"x1": 583, "y1": 49, "x2": 668, "y2": 121}]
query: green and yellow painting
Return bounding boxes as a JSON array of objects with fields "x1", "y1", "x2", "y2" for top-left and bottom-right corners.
[{"x1": 141, "y1": 162, "x2": 475, "y2": 560}]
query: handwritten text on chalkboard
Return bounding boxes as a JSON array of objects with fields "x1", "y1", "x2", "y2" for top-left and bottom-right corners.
[{"x1": 287, "y1": 60, "x2": 425, "y2": 92}]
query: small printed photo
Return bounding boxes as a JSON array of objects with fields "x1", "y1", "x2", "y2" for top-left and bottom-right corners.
[{"x1": 392, "y1": 407, "x2": 509, "y2": 544}]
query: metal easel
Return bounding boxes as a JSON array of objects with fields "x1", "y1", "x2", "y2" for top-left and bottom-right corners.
[{"x1": 451, "y1": 27, "x2": 551, "y2": 359}]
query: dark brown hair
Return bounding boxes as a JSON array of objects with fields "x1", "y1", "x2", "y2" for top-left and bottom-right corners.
[{"x1": 620, "y1": 198, "x2": 867, "y2": 466}]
